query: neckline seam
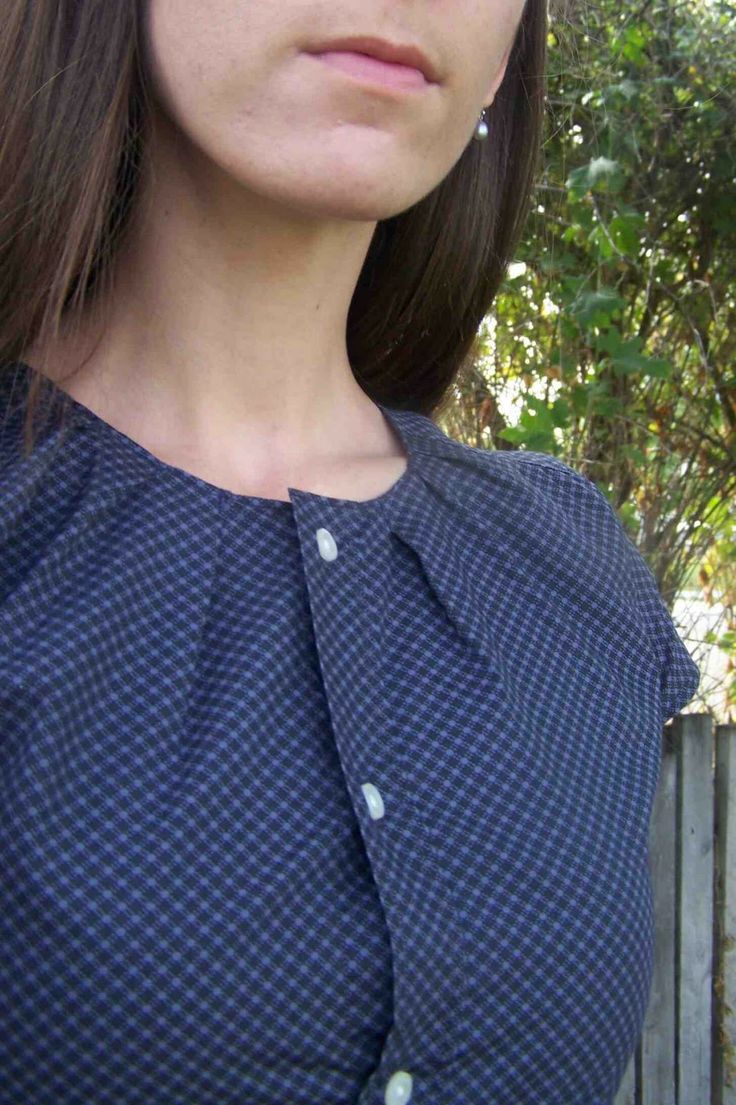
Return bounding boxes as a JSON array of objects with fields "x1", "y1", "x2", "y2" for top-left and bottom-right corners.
[{"x1": 11, "y1": 361, "x2": 421, "y2": 511}]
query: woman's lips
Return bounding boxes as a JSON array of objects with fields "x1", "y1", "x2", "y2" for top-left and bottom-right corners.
[{"x1": 309, "y1": 50, "x2": 430, "y2": 91}]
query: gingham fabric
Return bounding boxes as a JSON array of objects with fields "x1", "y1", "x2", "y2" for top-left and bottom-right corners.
[{"x1": 0, "y1": 359, "x2": 700, "y2": 1105}]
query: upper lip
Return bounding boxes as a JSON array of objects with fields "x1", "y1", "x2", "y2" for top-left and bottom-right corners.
[{"x1": 306, "y1": 35, "x2": 441, "y2": 84}]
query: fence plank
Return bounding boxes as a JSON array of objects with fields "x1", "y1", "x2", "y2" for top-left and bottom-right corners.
[
  {"x1": 678, "y1": 714, "x2": 715, "y2": 1105},
  {"x1": 613, "y1": 1049, "x2": 636, "y2": 1105},
  {"x1": 642, "y1": 726, "x2": 678, "y2": 1105},
  {"x1": 714, "y1": 723, "x2": 736, "y2": 1104}
]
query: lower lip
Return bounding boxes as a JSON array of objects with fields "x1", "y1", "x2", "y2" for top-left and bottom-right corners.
[{"x1": 309, "y1": 50, "x2": 430, "y2": 91}]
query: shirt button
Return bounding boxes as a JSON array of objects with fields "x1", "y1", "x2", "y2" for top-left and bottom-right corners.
[
  {"x1": 316, "y1": 527, "x2": 338, "y2": 561},
  {"x1": 384, "y1": 1070, "x2": 413, "y2": 1104},
  {"x1": 360, "y1": 782, "x2": 385, "y2": 821}
]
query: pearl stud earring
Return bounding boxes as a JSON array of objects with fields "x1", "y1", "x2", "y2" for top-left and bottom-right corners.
[{"x1": 474, "y1": 108, "x2": 489, "y2": 141}]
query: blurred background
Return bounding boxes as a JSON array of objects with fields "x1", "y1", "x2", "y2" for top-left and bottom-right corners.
[{"x1": 434, "y1": 0, "x2": 735, "y2": 725}]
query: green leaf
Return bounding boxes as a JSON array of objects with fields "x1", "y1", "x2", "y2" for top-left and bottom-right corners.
[
  {"x1": 590, "y1": 395, "x2": 625, "y2": 417},
  {"x1": 589, "y1": 224, "x2": 616, "y2": 260},
  {"x1": 497, "y1": 425, "x2": 558, "y2": 452},
  {"x1": 621, "y1": 444, "x2": 649, "y2": 466},
  {"x1": 550, "y1": 398, "x2": 572, "y2": 428},
  {"x1": 566, "y1": 157, "x2": 623, "y2": 200},
  {"x1": 611, "y1": 22, "x2": 652, "y2": 65},
  {"x1": 570, "y1": 385, "x2": 591, "y2": 417},
  {"x1": 570, "y1": 287, "x2": 626, "y2": 327},
  {"x1": 597, "y1": 327, "x2": 672, "y2": 379},
  {"x1": 638, "y1": 357, "x2": 672, "y2": 378},
  {"x1": 604, "y1": 79, "x2": 640, "y2": 101},
  {"x1": 608, "y1": 214, "x2": 642, "y2": 256},
  {"x1": 521, "y1": 401, "x2": 555, "y2": 431},
  {"x1": 595, "y1": 328, "x2": 627, "y2": 352},
  {"x1": 497, "y1": 425, "x2": 526, "y2": 445}
]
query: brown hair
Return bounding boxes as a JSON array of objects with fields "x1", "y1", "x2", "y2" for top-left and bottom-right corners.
[{"x1": 0, "y1": 0, "x2": 547, "y2": 455}]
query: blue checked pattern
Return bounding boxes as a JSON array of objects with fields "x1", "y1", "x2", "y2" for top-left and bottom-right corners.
[{"x1": 0, "y1": 360, "x2": 700, "y2": 1104}]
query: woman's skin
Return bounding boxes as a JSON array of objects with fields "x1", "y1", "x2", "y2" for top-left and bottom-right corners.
[{"x1": 23, "y1": 0, "x2": 525, "y2": 502}]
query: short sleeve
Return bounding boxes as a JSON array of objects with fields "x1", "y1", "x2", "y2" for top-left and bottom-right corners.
[
  {"x1": 524, "y1": 453, "x2": 701, "y2": 726},
  {"x1": 621, "y1": 533, "x2": 701, "y2": 723},
  {"x1": 591, "y1": 475, "x2": 699, "y2": 723}
]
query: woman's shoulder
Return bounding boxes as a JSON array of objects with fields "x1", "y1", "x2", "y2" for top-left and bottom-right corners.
[
  {"x1": 0, "y1": 360, "x2": 158, "y2": 554},
  {"x1": 389, "y1": 412, "x2": 700, "y2": 725}
]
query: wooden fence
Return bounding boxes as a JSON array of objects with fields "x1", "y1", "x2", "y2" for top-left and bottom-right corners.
[{"x1": 613, "y1": 713, "x2": 736, "y2": 1105}]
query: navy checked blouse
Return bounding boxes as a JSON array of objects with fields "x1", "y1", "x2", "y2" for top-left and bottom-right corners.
[{"x1": 0, "y1": 360, "x2": 700, "y2": 1105}]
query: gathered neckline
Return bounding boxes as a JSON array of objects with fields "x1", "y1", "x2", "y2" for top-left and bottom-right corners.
[{"x1": 5, "y1": 360, "x2": 418, "y2": 511}]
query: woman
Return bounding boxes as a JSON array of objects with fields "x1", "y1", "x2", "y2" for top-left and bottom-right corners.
[{"x1": 0, "y1": 2, "x2": 699, "y2": 1103}]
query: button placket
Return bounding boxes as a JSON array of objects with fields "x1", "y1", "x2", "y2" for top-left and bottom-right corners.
[
  {"x1": 313, "y1": 523, "x2": 390, "y2": 837},
  {"x1": 294, "y1": 499, "x2": 423, "y2": 1095}
]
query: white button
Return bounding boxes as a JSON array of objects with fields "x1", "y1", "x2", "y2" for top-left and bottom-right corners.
[
  {"x1": 316, "y1": 527, "x2": 338, "y2": 561},
  {"x1": 385, "y1": 1070, "x2": 413, "y2": 1104},
  {"x1": 361, "y1": 782, "x2": 385, "y2": 821}
]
